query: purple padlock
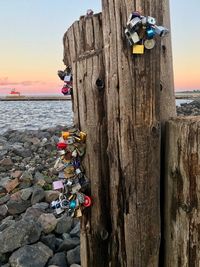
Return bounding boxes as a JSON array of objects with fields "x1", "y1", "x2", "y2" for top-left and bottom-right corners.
[{"x1": 53, "y1": 180, "x2": 64, "y2": 190}]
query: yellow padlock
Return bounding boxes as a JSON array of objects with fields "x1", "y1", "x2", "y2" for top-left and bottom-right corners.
[
  {"x1": 80, "y1": 131, "x2": 87, "y2": 142},
  {"x1": 132, "y1": 44, "x2": 144, "y2": 54},
  {"x1": 62, "y1": 131, "x2": 70, "y2": 139}
]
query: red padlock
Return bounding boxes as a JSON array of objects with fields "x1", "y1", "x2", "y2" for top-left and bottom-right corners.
[
  {"x1": 83, "y1": 195, "x2": 92, "y2": 207},
  {"x1": 61, "y1": 85, "x2": 71, "y2": 95},
  {"x1": 57, "y1": 142, "x2": 67, "y2": 150}
]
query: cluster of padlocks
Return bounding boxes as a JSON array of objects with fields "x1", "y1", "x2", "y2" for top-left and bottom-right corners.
[
  {"x1": 125, "y1": 11, "x2": 169, "y2": 54},
  {"x1": 51, "y1": 128, "x2": 91, "y2": 217},
  {"x1": 57, "y1": 66, "x2": 73, "y2": 96}
]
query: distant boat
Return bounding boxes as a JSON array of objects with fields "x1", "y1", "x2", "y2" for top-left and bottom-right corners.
[{"x1": 9, "y1": 89, "x2": 21, "y2": 96}]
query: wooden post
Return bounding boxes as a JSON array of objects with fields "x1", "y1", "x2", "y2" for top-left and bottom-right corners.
[
  {"x1": 63, "y1": 14, "x2": 111, "y2": 267},
  {"x1": 165, "y1": 117, "x2": 200, "y2": 266},
  {"x1": 63, "y1": 1, "x2": 175, "y2": 266},
  {"x1": 102, "y1": 1, "x2": 162, "y2": 266}
]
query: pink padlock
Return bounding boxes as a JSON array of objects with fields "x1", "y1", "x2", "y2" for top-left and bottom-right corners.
[{"x1": 53, "y1": 180, "x2": 64, "y2": 190}]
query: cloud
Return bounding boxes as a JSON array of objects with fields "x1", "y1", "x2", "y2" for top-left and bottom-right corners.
[{"x1": 0, "y1": 77, "x2": 45, "y2": 86}]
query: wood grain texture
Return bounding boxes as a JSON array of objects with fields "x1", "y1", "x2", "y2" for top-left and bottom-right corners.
[
  {"x1": 102, "y1": 1, "x2": 161, "y2": 266},
  {"x1": 165, "y1": 117, "x2": 200, "y2": 267},
  {"x1": 63, "y1": 14, "x2": 111, "y2": 267}
]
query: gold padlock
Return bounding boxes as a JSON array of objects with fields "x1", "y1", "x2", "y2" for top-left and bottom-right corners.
[
  {"x1": 62, "y1": 131, "x2": 70, "y2": 140},
  {"x1": 132, "y1": 44, "x2": 144, "y2": 54},
  {"x1": 80, "y1": 131, "x2": 87, "y2": 142}
]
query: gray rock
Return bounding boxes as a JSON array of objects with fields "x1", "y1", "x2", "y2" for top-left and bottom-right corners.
[
  {"x1": 0, "y1": 194, "x2": 10, "y2": 205},
  {"x1": 0, "y1": 204, "x2": 8, "y2": 219},
  {"x1": 0, "y1": 218, "x2": 15, "y2": 231},
  {"x1": 0, "y1": 158, "x2": 13, "y2": 167},
  {"x1": 37, "y1": 213, "x2": 57, "y2": 234},
  {"x1": 57, "y1": 237, "x2": 80, "y2": 252},
  {"x1": 55, "y1": 215, "x2": 74, "y2": 234},
  {"x1": 44, "y1": 190, "x2": 60, "y2": 203},
  {"x1": 32, "y1": 202, "x2": 49, "y2": 210},
  {"x1": 70, "y1": 264, "x2": 81, "y2": 267},
  {"x1": 66, "y1": 246, "x2": 80, "y2": 265},
  {"x1": 0, "y1": 219, "x2": 41, "y2": 253},
  {"x1": 12, "y1": 147, "x2": 32, "y2": 158},
  {"x1": 9, "y1": 242, "x2": 53, "y2": 267},
  {"x1": 7, "y1": 199, "x2": 31, "y2": 215},
  {"x1": 69, "y1": 222, "x2": 80, "y2": 238},
  {"x1": 20, "y1": 188, "x2": 33, "y2": 201},
  {"x1": 19, "y1": 171, "x2": 33, "y2": 188},
  {"x1": 31, "y1": 186, "x2": 45, "y2": 205},
  {"x1": 22, "y1": 207, "x2": 44, "y2": 221},
  {"x1": 48, "y1": 252, "x2": 68, "y2": 267},
  {"x1": 40, "y1": 234, "x2": 57, "y2": 251},
  {"x1": 1, "y1": 264, "x2": 10, "y2": 267},
  {"x1": 34, "y1": 171, "x2": 44, "y2": 181}
]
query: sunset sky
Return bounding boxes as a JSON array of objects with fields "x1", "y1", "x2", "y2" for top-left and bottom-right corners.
[{"x1": 0, "y1": 0, "x2": 199, "y2": 95}]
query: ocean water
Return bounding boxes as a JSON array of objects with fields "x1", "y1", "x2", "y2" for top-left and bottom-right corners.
[{"x1": 0, "y1": 101, "x2": 73, "y2": 134}]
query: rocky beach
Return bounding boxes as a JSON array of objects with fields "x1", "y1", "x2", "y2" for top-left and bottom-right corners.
[
  {"x1": 0, "y1": 99, "x2": 198, "y2": 267},
  {"x1": 0, "y1": 126, "x2": 81, "y2": 267}
]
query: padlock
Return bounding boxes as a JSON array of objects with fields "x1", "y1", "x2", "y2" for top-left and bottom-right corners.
[
  {"x1": 60, "y1": 198, "x2": 70, "y2": 209},
  {"x1": 76, "y1": 192, "x2": 85, "y2": 204},
  {"x1": 62, "y1": 131, "x2": 70, "y2": 139},
  {"x1": 75, "y1": 208, "x2": 82, "y2": 217},
  {"x1": 69, "y1": 199, "x2": 77, "y2": 209},
  {"x1": 71, "y1": 183, "x2": 81, "y2": 194},
  {"x1": 65, "y1": 179, "x2": 73, "y2": 187},
  {"x1": 72, "y1": 149, "x2": 78, "y2": 158},
  {"x1": 132, "y1": 44, "x2": 144, "y2": 54},
  {"x1": 58, "y1": 172, "x2": 65, "y2": 179},
  {"x1": 125, "y1": 29, "x2": 140, "y2": 45},
  {"x1": 73, "y1": 159, "x2": 80, "y2": 167},
  {"x1": 144, "y1": 39, "x2": 156, "y2": 49},
  {"x1": 58, "y1": 150, "x2": 66, "y2": 156},
  {"x1": 127, "y1": 17, "x2": 141, "y2": 31},
  {"x1": 66, "y1": 137, "x2": 74, "y2": 145},
  {"x1": 147, "y1": 16, "x2": 156, "y2": 25},
  {"x1": 79, "y1": 131, "x2": 87, "y2": 142},
  {"x1": 55, "y1": 207, "x2": 64, "y2": 215},
  {"x1": 57, "y1": 142, "x2": 67, "y2": 150},
  {"x1": 83, "y1": 196, "x2": 92, "y2": 207},
  {"x1": 75, "y1": 168, "x2": 82, "y2": 175},
  {"x1": 64, "y1": 74, "x2": 72, "y2": 83},
  {"x1": 61, "y1": 85, "x2": 71, "y2": 95},
  {"x1": 154, "y1": 25, "x2": 169, "y2": 37},
  {"x1": 53, "y1": 180, "x2": 64, "y2": 190},
  {"x1": 146, "y1": 27, "x2": 156, "y2": 39}
]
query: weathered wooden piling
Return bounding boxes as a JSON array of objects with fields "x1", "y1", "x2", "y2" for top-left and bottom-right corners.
[
  {"x1": 63, "y1": 0, "x2": 175, "y2": 266},
  {"x1": 165, "y1": 117, "x2": 200, "y2": 266}
]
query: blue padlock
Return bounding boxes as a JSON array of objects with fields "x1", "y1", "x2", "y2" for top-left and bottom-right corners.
[
  {"x1": 146, "y1": 27, "x2": 156, "y2": 39},
  {"x1": 69, "y1": 200, "x2": 77, "y2": 209}
]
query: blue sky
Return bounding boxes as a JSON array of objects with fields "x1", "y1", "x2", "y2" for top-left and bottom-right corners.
[{"x1": 0, "y1": 0, "x2": 199, "y2": 95}]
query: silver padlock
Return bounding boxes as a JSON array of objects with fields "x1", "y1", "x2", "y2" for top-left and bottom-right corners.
[
  {"x1": 125, "y1": 29, "x2": 140, "y2": 45},
  {"x1": 71, "y1": 183, "x2": 81, "y2": 194},
  {"x1": 72, "y1": 149, "x2": 78, "y2": 158},
  {"x1": 154, "y1": 25, "x2": 169, "y2": 37},
  {"x1": 64, "y1": 74, "x2": 72, "y2": 82},
  {"x1": 66, "y1": 137, "x2": 74, "y2": 145},
  {"x1": 127, "y1": 17, "x2": 141, "y2": 31}
]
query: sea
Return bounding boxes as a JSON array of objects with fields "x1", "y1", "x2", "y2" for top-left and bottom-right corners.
[
  {"x1": 0, "y1": 100, "x2": 73, "y2": 134},
  {"x1": 0, "y1": 99, "x2": 193, "y2": 134}
]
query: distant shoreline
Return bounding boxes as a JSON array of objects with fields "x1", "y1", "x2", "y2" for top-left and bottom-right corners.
[{"x1": 0, "y1": 96, "x2": 71, "y2": 101}]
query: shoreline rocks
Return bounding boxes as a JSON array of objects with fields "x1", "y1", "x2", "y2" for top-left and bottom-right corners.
[
  {"x1": 0, "y1": 126, "x2": 81, "y2": 267},
  {"x1": 177, "y1": 99, "x2": 200, "y2": 116}
]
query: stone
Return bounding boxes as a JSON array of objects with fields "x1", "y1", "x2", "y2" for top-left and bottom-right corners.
[
  {"x1": 20, "y1": 187, "x2": 33, "y2": 201},
  {"x1": 55, "y1": 215, "x2": 74, "y2": 234},
  {"x1": 7, "y1": 199, "x2": 31, "y2": 215},
  {"x1": 48, "y1": 252, "x2": 68, "y2": 267},
  {"x1": 37, "y1": 213, "x2": 57, "y2": 234},
  {"x1": 9, "y1": 242, "x2": 53, "y2": 267},
  {"x1": 0, "y1": 158, "x2": 13, "y2": 166},
  {"x1": 0, "y1": 204, "x2": 8, "y2": 219},
  {"x1": 19, "y1": 171, "x2": 33, "y2": 188},
  {"x1": 4, "y1": 178, "x2": 19, "y2": 193},
  {"x1": 34, "y1": 171, "x2": 44, "y2": 181},
  {"x1": 10, "y1": 191, "x2": 22, "y2": 201},
  {"x1": 12, "y1": 147, "x2": 32, "y2": 158},
  {"x1": 0, "y1": 218, "x2": 15, "y2": 231},
  {"x1": 70, "y1": 264, "x2": 81, "y2": 267},
  {"x1": 40, "y1": 234, "x2": 57, "y2": 252},
  {"x1": 66, "y1": 246, "x2": 80, "y2": 265},
  {"x1": 10, "y1": 170, "x2": 22, "y2": 179},
  {"x1": 0, "y1": 220, "x2": 42, "y2": 253},
  {"x1": 32, "y1": 202, "x2": 49, "y2": 210},
  {"x1": 22, "y1": 207, "x2": 44, "y2": 221},
  {"x1": 57, "y1": 237, "x2": 80, "y2": 252},
  {"x1": 69, "y1": 221, "x2": 80, "y2": 238},
  {"x1": 0, "y1": 194, "x2": 10, "y2": 205},
  {"x1": 44, "y1": 190, "x2": 60, "y2": 203},
  {"x1": 31, "y1": 186, "x2": 45, "y2": 205}
]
